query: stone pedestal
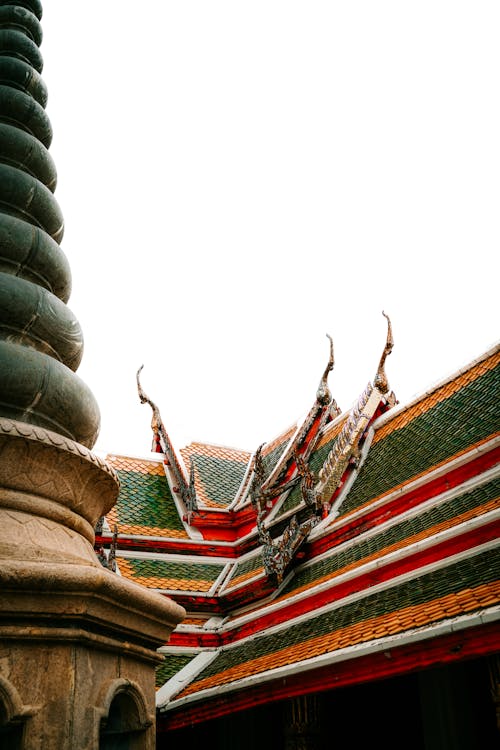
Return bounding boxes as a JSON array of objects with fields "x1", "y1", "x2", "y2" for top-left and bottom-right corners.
[{"x1": 0, "y1": 419, "x2": 185, "y2": 749}]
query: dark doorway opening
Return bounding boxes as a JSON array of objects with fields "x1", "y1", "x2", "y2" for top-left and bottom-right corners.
[{"x1": 99, "y1": 691, "x2": 146, "y2": 750}]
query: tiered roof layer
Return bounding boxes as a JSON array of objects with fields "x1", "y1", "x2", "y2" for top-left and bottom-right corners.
[{"x1": 98, "y1": 340, "x2": 500, "y2": 729}]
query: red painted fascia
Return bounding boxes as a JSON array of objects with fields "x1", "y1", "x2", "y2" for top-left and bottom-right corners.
[
  {"x1": 96, "y1": 531, "x2": 260, "y2": 560},
  {"x1": 159, "y1": 620, "x2": 500, "y2": 731},
  {"x1": 169, "y1": 578, "x2": 276, "y2": 620},
  {"x1": 190, "y1": 506, "x2": 257, "y2": 542},
  {"x1": 284, "y1": 412, "x2": 323, "y2": 477},
  {"x1": 95, "y1": 535, "x2": 240, "y2": 558},
  {"x1": 150, "y1": 448, "x2": 500, "y2": 620},
  {"x1": 169, "y1": 630, "x2": 221, "y2": 649},
  {"x1": 167, "y1": 594, "x2": 223, "y2": 614}
]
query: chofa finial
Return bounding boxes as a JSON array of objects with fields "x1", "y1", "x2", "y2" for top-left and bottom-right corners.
[
  {"x1": 316, "y1": 334, "x2": 334, "y2": 405},
  {"x1": 136, "y1": 365, "x2": 161, "y2": 434},
  {"x1": 136, "y1": 364, "x2": 146, "y2": 402},
  {"x1": 373, "y1": 311, "x2": 394, "y2": 393}
]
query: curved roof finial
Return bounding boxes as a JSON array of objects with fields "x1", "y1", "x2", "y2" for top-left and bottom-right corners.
[
  {"x1": 136, "y1": 365, "x2": 161, "y2": 434},
  {"x1": 373, "y1": 311, "x2": 394, "y2": 394},
  {"x1": 316, "y1": 334, "x2": 334, "y2": 405}
]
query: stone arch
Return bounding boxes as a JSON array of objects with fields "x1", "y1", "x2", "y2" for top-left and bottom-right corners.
[
  {"x1": 97, "y1": 679, "x2": 153, "y2": 750},
  {"x1": 0, "y1": 676, "x2": 37, "y2": 749}
]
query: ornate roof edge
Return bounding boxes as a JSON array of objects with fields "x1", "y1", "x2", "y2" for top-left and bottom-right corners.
[
  {"x1": 373, "y1": 310, "x2": 394, "y2": 394},
  {"x1": 136, "y1": 366, "x2": 197, "y2": 520},
  {"x1": 249, "y1": 444, "x2": 309, "y2": 583},
  {"x1": 314, "y1": 312, "x2": 396, "y2": 510},
  {"x1": 156, "y1": 651, "x2": 220, "y2": 710},
  {"x1": 230, "y1": 449, "x2": 260, "y2": 510},
  {"x1": 244, "y1": 316, "x2": 397, "y2": 585},
  {"x1": 261, "y1": 334, "x2": 340, "y2": 493}
]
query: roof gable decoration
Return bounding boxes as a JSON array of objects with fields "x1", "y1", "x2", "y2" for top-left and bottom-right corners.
[
  {"x1": 250, "y1": 444, "x2": 315, "y2": 584},
  {"x1": 96, "y1": 522, "x2": 119, "y2": 572},
  {"x1": 249, "y1": 313, "x2": 397, "y2": 585},
  {"x1": 314, "y1": 312, "x2": 396, "y2": 514},
  {"x1": 136, "y1": 366, "x2": 198, "y2": 523},
  {"x1": 247, "y1": 335, "x2": 340, "y2": 583},
  {"x1": 259, "y1": 334, "x2": 340, "y2": 495}
]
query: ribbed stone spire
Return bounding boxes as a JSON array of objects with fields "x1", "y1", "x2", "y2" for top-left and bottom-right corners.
[
  {"x1": 0, "y1": 0, "x2": 100, "y2": 447},
  {"x1": 0, "y1": 6, "x2": 184, "y2": 745}
]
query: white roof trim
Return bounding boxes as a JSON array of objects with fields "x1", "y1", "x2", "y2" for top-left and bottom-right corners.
[
  {"x1": 116, "y1": 550, "x2": 232, "y2": 564},
  {"x1": 305, "y1": 463, "x2": 500, "y2": 571},
  {"x1": 156, "y1": 649, "x2": 220, "y2": 709}
]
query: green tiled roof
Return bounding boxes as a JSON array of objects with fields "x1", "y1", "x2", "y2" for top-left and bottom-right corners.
[
  {"x1": 278, "y1": 479, "x2": 303, "y2": 515},
  {"x1": 261, "y1": 437, "x2": 290, "y2": 480},
  {"x1": 309, "y1": 436, "x2": 338, "y2": 475},
  {"x1": 115, "y1": 469, "x2": 185, "y2": 532},
  {"x1": 156, "y1": 655, "x2": 194, "y2": 688},
  {"x1": 192, "y1": 453, "x2": 247, "y2": 506},
  {"x1": 282, "y1": 475, "x2": 500, "y2": 596},
  {"x1": 191, "y1": 546, "x2": 500, "y2": 684},
  {"x1": 128, "y1": 558, "x2": 225, "y2": 583},
  {"x1": 228, "y1": 554, "x2": 262, "y2": 583},
  {"x1": 340, "y1": 364, "x2": 500, "y2": 516}
]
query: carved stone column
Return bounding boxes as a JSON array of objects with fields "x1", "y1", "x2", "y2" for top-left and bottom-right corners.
[
  {"x1": 283, "y1": 694, "x2": 322, "y2": 750},
  {"x1": 0, "y1": 3, "x2": 185, "y2": 748}
]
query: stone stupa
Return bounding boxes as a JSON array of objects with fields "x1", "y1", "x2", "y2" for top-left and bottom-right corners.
[{"x1": 0, "y1": 2, "x2": 184, "y2": 747}]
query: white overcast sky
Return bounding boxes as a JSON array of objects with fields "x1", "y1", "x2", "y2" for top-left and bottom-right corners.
[{"x1": 40, "y1": 2, "x2": 498, "y2": 458}]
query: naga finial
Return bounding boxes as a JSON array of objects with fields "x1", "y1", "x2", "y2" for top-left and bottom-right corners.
[
  {"x1": 136, "y1": 365, "x2": 161, "y2": 434},
  {"x1": 316, "y1": 334, "x2": 334, "y2": 405},
  {"x1": 373, "y1": 312, "x2": 394, "y2": 393},
  {"x1": 250, "y1": 444, "x2": 266, "y2": 508}
]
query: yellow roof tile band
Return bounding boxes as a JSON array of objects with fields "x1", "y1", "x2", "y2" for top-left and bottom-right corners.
[
  {"x1": 226, "y1": 566, "x2": 265, "y2": 589},
  {"x1": 181, "y1": 442, "x2": 251, "y2": 464},
  {"x1": 118, "y1": 559, "x2": 214, "y2": 592},
  {"x1": 262, "y1": 426, "x2": 296, "y2": 457},
  {"x1": 181, "y1": 617, "x2": 211, "y2": 625},
  {"x1": 106, "y1": 454, "x2": 167, "y2": 475},
  {"x1": 316, "y1": 417, "x2": 347, "y2": 450},
  {"x1": 225, "y1": 497, "x2": 499, "y2": 624},
  {"x1": 104, "y1": 508, "x2": 188, "y2": 539}
]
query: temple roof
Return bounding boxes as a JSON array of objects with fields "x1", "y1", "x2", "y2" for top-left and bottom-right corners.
[
  {"x1": 105, "y1": 454, "x2": 189, "y2": 539},
  {"x1": 180, "y1": 442, "x2": 252, "y2": 509},
  {"x1": 97, "y1": 335, "x2": 500, "y2": 729}
]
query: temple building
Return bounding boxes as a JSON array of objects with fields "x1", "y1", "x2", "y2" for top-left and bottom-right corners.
[{"x1": 97, "y1": 322, "x2": 499, "y2": 749}]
